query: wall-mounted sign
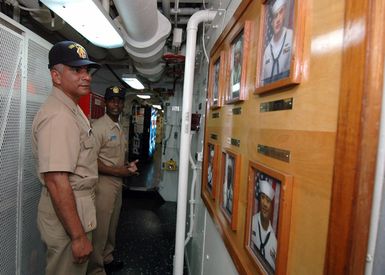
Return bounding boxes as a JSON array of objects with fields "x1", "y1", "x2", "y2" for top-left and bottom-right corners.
[
  {"x1": 260, "y1": 98, "x2": 293, "y2": 112},
  {"x1": 211, "y1": 134, "x2": 218, "y2": 140},
  {"x1": 257, "y1": 144, "x2": 290, "y2": 162},
  {"x1": 232, "y1": 107, "x2": 242, "y2": 115},
  {"x1": 231, "y1": 138, "x2": 241, "y2": 147}
]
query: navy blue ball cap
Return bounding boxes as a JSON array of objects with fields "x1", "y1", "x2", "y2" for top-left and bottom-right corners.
[
  {"x1": 105, "y1": 86, "x2": 126, "y2": 100},
  {"x1": 48, "y1": 41, "x2": 100, "y2": 69}
]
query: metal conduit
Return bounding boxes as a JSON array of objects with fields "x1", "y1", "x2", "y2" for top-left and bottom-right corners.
[{"x1": 173, "y1": 9, "x2": 217, "y2": 275}]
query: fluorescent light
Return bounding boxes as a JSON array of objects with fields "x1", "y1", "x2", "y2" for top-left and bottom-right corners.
[
  {"x1": 41, "y1": 0, "x2": 123, "y2": 48},
  {"x1": 122, "y1": 74, "x2": 145, "y2": 90},
  {"x1": 137, "y1": 95, "x2": 151, "y2": 99},
  {"x1": 152, "y1": 105, "x2": 162, "y2": 109}
]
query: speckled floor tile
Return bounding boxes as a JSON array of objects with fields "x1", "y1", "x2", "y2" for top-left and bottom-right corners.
[{"x1": 108, "y1": 190, "x2": 185, "y2": 275}]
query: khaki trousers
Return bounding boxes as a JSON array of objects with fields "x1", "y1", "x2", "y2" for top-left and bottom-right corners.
[
  {"x1": 87, "y1": 177, "x2": 122, "y2": 275},
  {"x1": 37, "y1": 192, "x2": 93, "y2": 275}
]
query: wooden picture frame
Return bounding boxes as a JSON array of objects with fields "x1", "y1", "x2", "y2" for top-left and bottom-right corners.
[
  {"x1": 208, "y1": 51, "x2": 226, "y2": 109},
  {"x1": 219, "y1": 149, "x2": 241, "y2": 230},
  {"x1": 202, "y1": 141, "x2": 219, "y2": 200},
  {"x1": 245, "y1": 161, "x2": 293, "y2": 274},
  {"x1": 225, "y1": 21, "x2": 252, "y2": 104},
  {"x1": 255, "y1": 0, "x2": 304, "y2": 94}
]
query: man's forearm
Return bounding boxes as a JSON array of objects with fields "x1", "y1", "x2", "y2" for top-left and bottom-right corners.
[
  {"x1": 97, "y1": 159, "x2": 133, "y2": 177},
  {"x1": 44, "y1": 172, "x2": 86, "y2": 240}
]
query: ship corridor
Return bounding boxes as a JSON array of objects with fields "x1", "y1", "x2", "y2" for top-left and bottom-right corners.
[{"x1": 111, "y1": 149, "x2": 182, "y2": 275}]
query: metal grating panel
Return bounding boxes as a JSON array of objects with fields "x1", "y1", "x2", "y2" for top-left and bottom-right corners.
[
  {"x1": 20, "y1": 39, "x2": 50, "y2": 275},
  {"x1": 26, "y1": 40, "x2": 51, "y2": 97},
  {"x1": 0, "y1": 26, "x2": 23, "y2": 275}
]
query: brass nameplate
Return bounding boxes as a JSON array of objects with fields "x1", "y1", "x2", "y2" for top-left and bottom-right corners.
[
  {"x1": 260, "y1": 98, "x2": 293, "y2": 112},
  {"x1": 231, "y1": 138, "x2": 240, "y2": 147},
  {"x1": 212, "y1": 112, "x2": 220, "y2": 118},
  {"x1": 257, "y1": 144, "x2": 290, "y2": 162},
  {"x1": 232, "y1": 107, "x2": 242, "y2": 115},
  {"x1": 210, "y1": 134, "x2": 218, "y2": 140}
]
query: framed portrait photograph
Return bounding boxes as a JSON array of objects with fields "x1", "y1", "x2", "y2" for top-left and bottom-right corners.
[
  {"x1": 220, "y1": 149, "x2": 241, "y2": 230},
  {"x1": 208, "y1": 51, "x2": 225, "y2": 109},
  {"x1": 245, "y1": 161, "x2": 293, "y2": 274},
  {"x1": 255, "y1": 0, "x2": 304, "y2": 94},
  {"x1": 202, "y1": 142, "x2": 219, "y2": 200},
  {"x1": 225, "y1": 21, "x2": 252, "y2": 104}
]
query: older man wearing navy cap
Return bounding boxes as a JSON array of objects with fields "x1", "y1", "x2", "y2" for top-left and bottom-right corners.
[
  {"x1": 251, "y1": 179, "x2": 278, "y2": 271},
  {"x1": 88, "y1": 86, "x2": 138, "y2": 275},
  {"x1": 32, "y1": 41, "x2": 100, "y2": 275},
  {"x1": 262, "y1": 0, "x2": 293, "y2": 85}
]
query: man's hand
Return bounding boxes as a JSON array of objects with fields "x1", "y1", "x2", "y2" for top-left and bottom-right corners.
[
  {"x1": 71, "y1": 234, "x2": 93, "y2": 264},
  {"x1": 98, "y1": 159, "x2": 140, "y2": 177},
  {"x1": 127, "y1": 159, "x2": 139, "y2": 175}
]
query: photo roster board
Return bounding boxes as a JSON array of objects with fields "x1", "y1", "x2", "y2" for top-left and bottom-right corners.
[{"x1": 201, "y1": 0, "x2": 344, "y2": 274}]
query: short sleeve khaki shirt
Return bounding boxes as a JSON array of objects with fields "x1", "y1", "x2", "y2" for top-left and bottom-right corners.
[
  {"x1": 92, "y1": 114, "x2": 126, "y2": 184},
  {"x1": 32, "y1": 87, "x2": 98, "y2": 190}
]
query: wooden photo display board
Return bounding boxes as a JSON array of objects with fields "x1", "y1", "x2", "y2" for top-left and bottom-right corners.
[
  {"x1": 255, "y1": 0, "x2": 304, "y2": 94},
  {"x1": 245, "y1": 161, "x2": 293, "y2": 274}
]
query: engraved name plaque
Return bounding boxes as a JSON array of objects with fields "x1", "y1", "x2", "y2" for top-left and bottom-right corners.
[
  {"x1": 232, "y1": 107, "x2": 242, "y2": 115},
  {"x1": 231, "y1": 138, "x2": 240, "y2": 147},
  {"x1": 260, "y1": 98, "x2": 293, "y2": 112},
  {"x1": 257, "y1": 144, "x2": 290, "y2": 162}
]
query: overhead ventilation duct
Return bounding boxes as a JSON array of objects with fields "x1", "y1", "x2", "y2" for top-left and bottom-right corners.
[
  {"x1": 162, "y1": 0, "x2": 171, "y2": 19},
  {"x1": 112, "y1": 0, "x2": 171, "y2": 80}
]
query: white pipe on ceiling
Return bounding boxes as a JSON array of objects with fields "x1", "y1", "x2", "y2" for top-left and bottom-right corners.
[
  {"x1": 173, "y1": 9, "x2": 217, "y2": 275},
  {"x1": 170, "y1": 8, "x2": 200, "y2": 15}
]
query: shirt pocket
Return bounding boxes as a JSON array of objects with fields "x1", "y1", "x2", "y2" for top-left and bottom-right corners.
[
  {"x1": 103, "y1": 139, "x2": 120, "y2": 158},
  {"x1": 82, "y1": 136, "x2": 95, "y2": 149},
  {"x1": 75, "y1": 195, "x2": 97, "y2": 233}
]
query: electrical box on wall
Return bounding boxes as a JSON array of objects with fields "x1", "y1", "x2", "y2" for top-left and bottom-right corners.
[
  {"x1": 191, "y1": 113, "x2": 201, "y2": 131},
  {"x1": 78, "y1": 92, "x2": 105, "y2": 120},
  {"x1": 172, "y1": 28, "x2": 183, "y2": 48}
]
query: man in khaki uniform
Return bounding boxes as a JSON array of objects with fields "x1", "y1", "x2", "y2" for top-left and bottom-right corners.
[
  {"x1": 32, "y1": 40, "x2": 100, "y2": 275},
  {"x1": 88, "y1": 86, "x2": 138, "y2": 274}
]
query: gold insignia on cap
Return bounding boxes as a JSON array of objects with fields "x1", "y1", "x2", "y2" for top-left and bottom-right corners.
[
  {"x1": 69, "y1": 43, "x2": 87, "y2": 59},
  {"x1": 112, "y1": 86, "x2": 120, "y2": 93}
]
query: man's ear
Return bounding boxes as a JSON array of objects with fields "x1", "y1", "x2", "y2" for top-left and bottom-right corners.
[{"x1": 50, "y1": 69, "x2": 61, "y2": 85}]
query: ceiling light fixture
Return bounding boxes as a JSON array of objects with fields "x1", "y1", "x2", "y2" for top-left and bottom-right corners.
[
  {"x1": 41, "y1": 0, "x2": 124, "y2": 48},
  {"x1": 122, "y1": 74, "x2": 145, "y2": 90},
  {"x1": 152, "y1": 104, "x2": 162, "y2": 109},
  {"x1": 137, "y1": 95, "x2": 151, "y2": 99}
]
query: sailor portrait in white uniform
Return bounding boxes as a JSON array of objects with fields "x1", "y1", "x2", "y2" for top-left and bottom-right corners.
[
  {"x1": 262, "y1": 0, "x2": 293, "y2": 85},
  {"x1": 251, "y1": 179, "x2": 277, "y2": 272}
]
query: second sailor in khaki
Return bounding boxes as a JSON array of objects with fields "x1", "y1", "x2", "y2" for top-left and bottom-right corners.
[{"x1": 87, "y1": 86, "x2": 138, "y2": 275}]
